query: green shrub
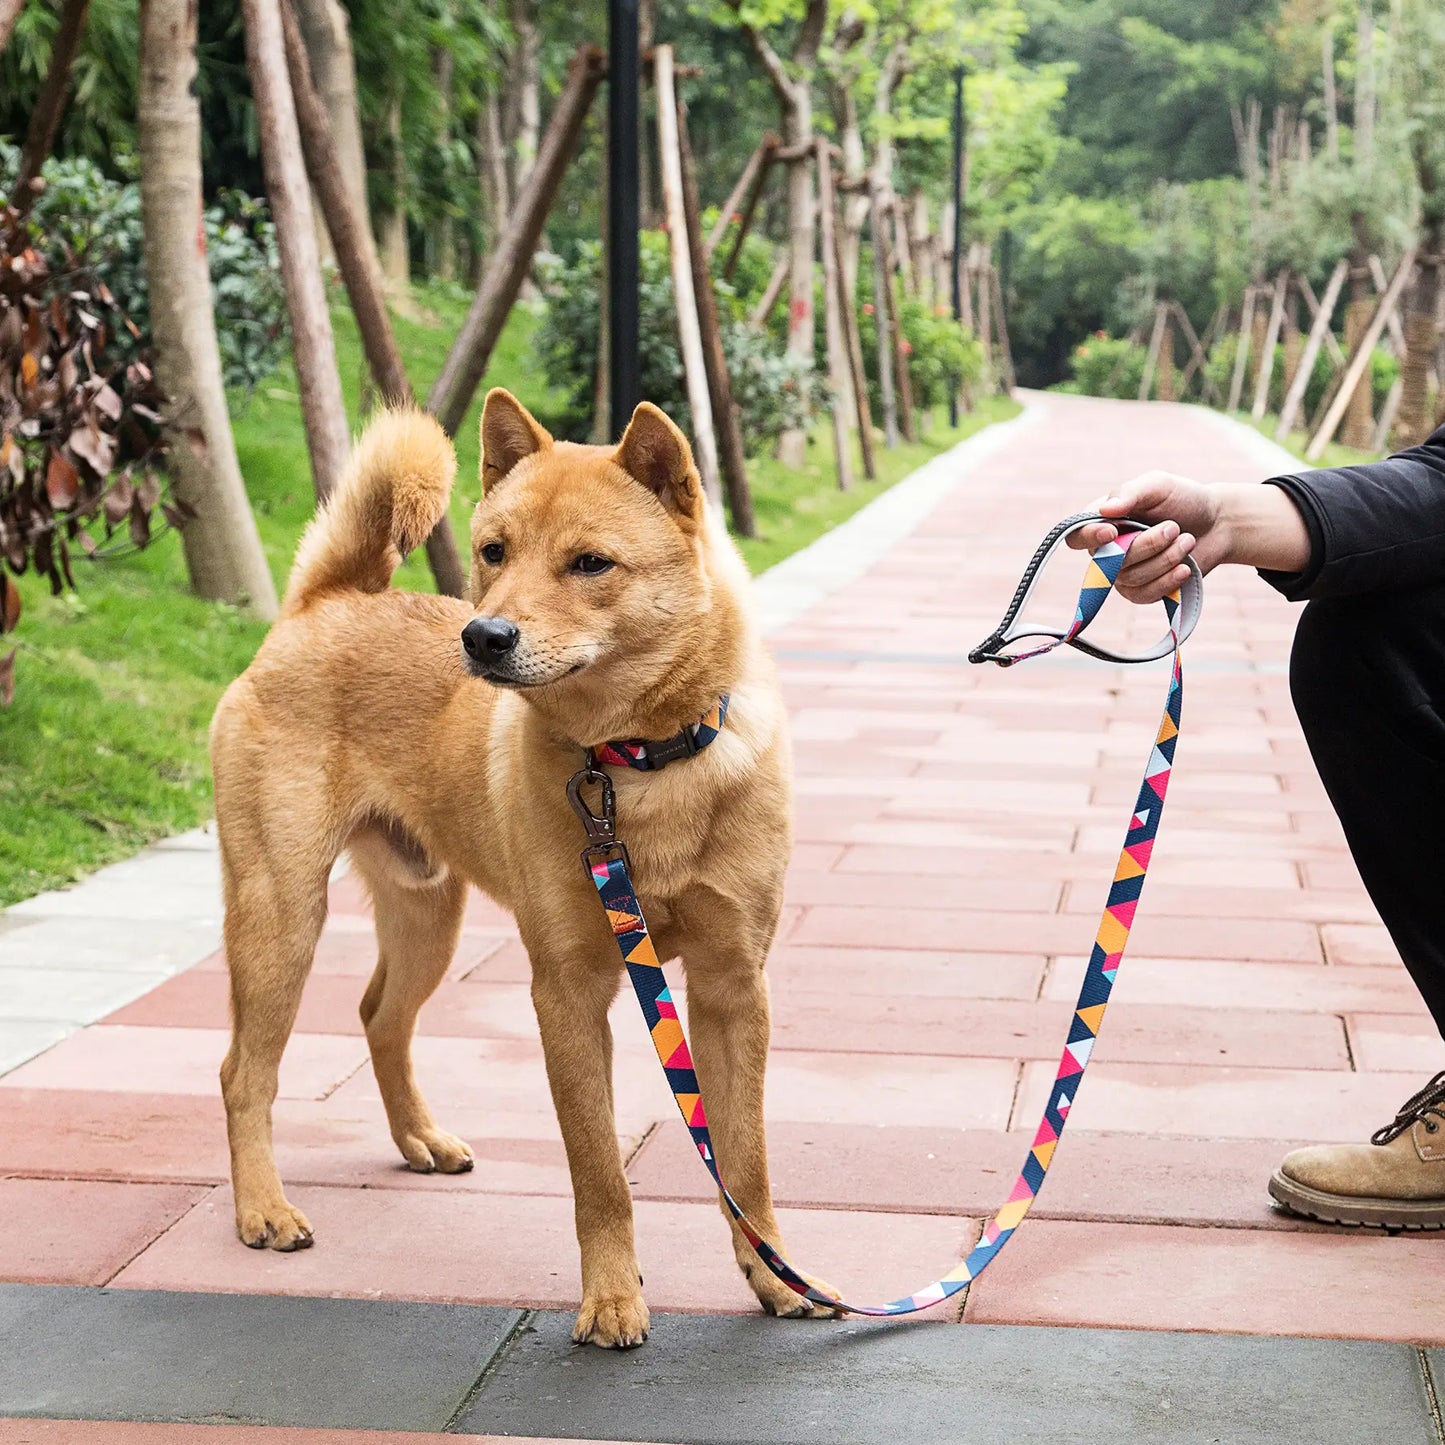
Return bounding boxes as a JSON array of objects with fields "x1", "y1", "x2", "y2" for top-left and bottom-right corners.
[
  {"x1": 1067, "y1": 333, "x2": 1147, "y2": 399},
  {"x1": 856, "y1": 260, "x2": 982, "y2": 416},
  {"x1": 534, "y1": 235, "x2": 824, "y2": 453},
  {"x1": 1, "y1": 145, "x2": 287, "y2": 393},
  {"x1": 1205, "y1": 334, "x2": 1394, "y2": 422}
]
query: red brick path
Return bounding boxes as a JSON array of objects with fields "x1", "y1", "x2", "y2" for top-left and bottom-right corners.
[{"x1": 3, "y1": 394, "x2": 1438, "y2": 1342}]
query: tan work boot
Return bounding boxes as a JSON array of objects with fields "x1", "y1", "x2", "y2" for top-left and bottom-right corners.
[{"x1": 1269, "y1": 1072, "x2": 1445, "y2": 1232}]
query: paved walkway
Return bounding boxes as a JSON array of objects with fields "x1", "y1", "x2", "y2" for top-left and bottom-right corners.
[{"x1": 3, "y1": 392, "x2": 1443, "y2": 1442}]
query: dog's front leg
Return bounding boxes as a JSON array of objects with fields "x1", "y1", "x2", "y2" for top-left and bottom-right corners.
[
  {"x1": 684, "y1": 926, "x2": 843, "y2": 1321},
  {"x1": 530, "y1": 953, "x2": 649, "y2": 1348}
]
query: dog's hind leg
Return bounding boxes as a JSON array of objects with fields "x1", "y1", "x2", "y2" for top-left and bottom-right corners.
[
  {"x1": 350, "y1": 828, "x2": 473, "y2": 1175},
  {"x1": 220, "y1": 846, "x2": 332, "y2": 1252}
]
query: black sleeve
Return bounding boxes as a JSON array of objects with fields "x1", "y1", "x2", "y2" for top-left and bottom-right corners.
[{"x1": 1256, "y1": 422, "x2": 1445, "y2": 601}]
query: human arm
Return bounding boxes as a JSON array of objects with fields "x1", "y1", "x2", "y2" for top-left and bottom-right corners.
[{"x1": 1069, "y1": 423, "x2": 1445, "y2": 606}]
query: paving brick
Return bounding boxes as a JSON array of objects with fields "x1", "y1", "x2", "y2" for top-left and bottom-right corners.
[
  {"x1": 628, "y1": 1119, "x2": 1318, "y2": 1231},
  {"x1": 1346, "y1": 1013, "x2": 1445, "y2": 1075},
  {"x1": 1323, "y1": 922, "x2": 1403, "y2": 968},
  {"x1": 0, "y1": 1027, "x2": 367, "y2": 1101},
  {"x1": 963, "y1": 1218, "x2": 1445, "y2": 1344},
  {"x1": 768, "y1": 945, "x2": 1047, "y2": 999},
  {"x1": 0, "y1": 1180, "x2": 206, "y2": 1285},
  {"x1": 1012, "y1": 1061, "x2": 1418, "y2": 1142},
  {"x1": 111, "y1": 1185, "x2": 975, "y2": 1319}
]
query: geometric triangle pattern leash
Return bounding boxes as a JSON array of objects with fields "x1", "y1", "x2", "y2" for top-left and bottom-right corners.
[{"x1": 570, "y1": 514, "x2": 1201, "y2": 1316}]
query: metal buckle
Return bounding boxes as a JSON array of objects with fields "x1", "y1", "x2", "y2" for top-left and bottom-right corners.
[
  {"x1": 642, "y1": 727, "x2": 699, "y2": 769},
  {"x1": 566, "y1": 765, "x2": 630, "y2": 870}
]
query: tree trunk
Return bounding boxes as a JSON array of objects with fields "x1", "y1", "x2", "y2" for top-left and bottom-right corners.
[
  {"x1": 654, "y1": 48, "x2": 721, "y2": 507},
  {"x1": 678, "y1": 93, "x2": 755, "y2": 532},
  {"x1": 777, "y1": 97, "x2": 815, "y2": 466},
  {"x1": 291, "y1": 0, "x2": 377, "y2": 279},
  {"x1": 478, "y1": 88, "x2": 511, "y2": 245},
  {"x1": 13, "y1": 0, "x2": 89, "y2": 214},
  {"x1": 832, "y1": 84, "x2": 869, "y2": 300},
  {"x1": 428, "y1": 46, "x2": 604, "y2": 437},
  {"x1": 1396, "y1": 253, "x2": 1442, "y2": 448},
  {"x1": 1156, "y1": 306, "x2": 1175, "y2": 402},
  {"x1": 242, "y1": 0, "x2": 351, "y2": 503},
  {"x1": 1281, "y1": 286, "x2": 1302, "y2": 401},
  {"x1": 814, "y1": 138, "x2": 852, "y2": 490},
  {"x1": 282, "y1": 0, "x2": 466, "y2": 594},
  {"x1": 139, "y1": 0, "x2": 278, "y2": 618},
  {"x1": 431, "y1": 40, "x2": 456, "y2": 282},
  {"x1": 509, "y1": 0, "x2": 541, "y2": 193},
  {"x1": 1342, "y1": 252, "x2": 1374, "y2": 450},
  {"x1": 380, "y1": 95, "x2": 409, "y2": 287}
]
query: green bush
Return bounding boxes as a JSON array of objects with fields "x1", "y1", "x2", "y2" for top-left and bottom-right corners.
[
  {"x1": 1204, "y1": 334, "x2": 1394, "y2": 421},
  {"x1": 534, "y1": 235, "x2": 824, "y2": 453},
  {"x1": 1, "y1": 145, "x2": 287, "y2": 393},
  {"x1": 1066, "y1": 333, "x2": 1147, "y2": 399},
  {"x1": 856, "y1": 260, "x2": 982, "y2": 416}
]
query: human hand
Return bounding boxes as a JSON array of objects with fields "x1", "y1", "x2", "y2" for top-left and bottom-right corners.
[{"x1": 1066, "y1": 470, "x2": 1229, "y2": 605}]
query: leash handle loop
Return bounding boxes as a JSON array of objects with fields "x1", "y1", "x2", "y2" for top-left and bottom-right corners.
[
  {"x1": 580, "y1": 519, "x2": 1188, "y2": 1316},
  {"x1": 968, "y1": 512, "x2": 1203, "y2": 668}
]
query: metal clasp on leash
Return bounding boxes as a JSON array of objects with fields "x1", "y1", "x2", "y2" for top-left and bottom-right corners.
[{"x1": 567, "y1": 763, "x2": 630, "y2": 871}]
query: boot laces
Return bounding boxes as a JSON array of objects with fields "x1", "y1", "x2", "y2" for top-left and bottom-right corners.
[{"x1": 1371, "y1": 1071, "x2": 1445, "y2": 1146}]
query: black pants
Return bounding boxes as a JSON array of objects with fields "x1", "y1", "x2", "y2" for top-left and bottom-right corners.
[{"x1": 1292, "y1": 587, "x2": 1445, "y2": 1039}]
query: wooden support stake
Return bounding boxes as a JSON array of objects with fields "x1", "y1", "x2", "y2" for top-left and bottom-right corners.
[
  {"x1": 243, "y1": 0, "x2": 350, "y2": 502},
  {"x1": 1372, "y1": 375, "x2": 1403, "y2": 452},
  {"x1": 282, "y1": 0, "x2": 465, "y2": 593},
  {"x1": 706, "y1": 132, "x2": 777, "y2": 258},
  {"x1": 989, "y1": 265, "x2": 1015, "y2": 394},
  {"x1": 428, "y1": 46, "x2": 603, "y2": 436},
  {"x1": 1298, "y1": 270, "x2": 1348, "y2": 368},
  {"x1": 1226, "y1": 286, "x2": 1257, "y2": 413},
  {"x1": 12, "y1": 0, "x2": 89, "y2": 214},
  {"x1": 815, "y1": 137, "x2": 853, "y2": 491},
  {"x1": 1276, "y1": 259, "x2": 1348, "y2": 440},
  {"x1": 873, "y1": 187, "x2": 916, "y2": 442},
  {"x1": 1368, "y1": 253, "x2": 1410, "y2": 356},
  {"x1": 720, "y1": 148, "x2": 776, "y2": 284},
  {"x1": 1174, "y1": 302, "x2": 1221, "y2": 403},
  {"x1": 653, "y1": 45, "x2": 721, "y2": 506},
  {"x1": 870, "y1": 197, "x2": 899, "y2": 448},
  {"x1": 1251, "y1": 270, "x2": 1289, "y2": 420},
  {"x1": 1306, "y1": 248, "x2": 1416, "y2": 460},
  {"x1": 748, "y1": 254, "x2": 789, "y2": 330},
  {"x1": 1139, "y1": 302, "x2": 1167, "y2": 402},
  {"x1": 678, "y1": 92, "x2": 756, "y2": 533},
  {"x1": 829, "y1": 169, "x2": 875, "y2": 480}
]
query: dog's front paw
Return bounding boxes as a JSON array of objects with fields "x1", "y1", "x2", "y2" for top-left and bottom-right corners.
[
  {"x1": 572, "y1": 1290, "x2": 650, "y2": 1349},
  {"x1": 397, "y1": 1126, "x2": 475, "y2": 1175},
  {"x1": 745, "y1": 1259, "x2": 843, "y2": 1320},
  {"x1": 236, "y1": 1198, "x2": 314, "y2": 1252}
]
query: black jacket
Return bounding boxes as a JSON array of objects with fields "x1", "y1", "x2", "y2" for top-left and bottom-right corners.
[{"x1": 1262, "y1": 422, "x2": 1445, "y2": 600}]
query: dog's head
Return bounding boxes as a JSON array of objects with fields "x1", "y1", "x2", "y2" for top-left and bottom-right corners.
[{"x1": 462, "y1": 389, "x2": 731, "y2": 709}]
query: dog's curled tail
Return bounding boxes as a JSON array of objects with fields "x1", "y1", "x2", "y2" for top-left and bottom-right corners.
[{"x1": 282, "y1": 408, "x2": 457, "y2": 615}]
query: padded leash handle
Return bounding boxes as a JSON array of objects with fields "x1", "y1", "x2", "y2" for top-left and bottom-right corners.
[{"x1": 968, "y1": 512, "x2": 1203, "y2": 667}]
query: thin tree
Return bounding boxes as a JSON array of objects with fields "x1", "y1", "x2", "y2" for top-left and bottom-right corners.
[
  {"x1": 138, "y1": 0, "x2": 279, "y2": 618},
  {"x1": 12, "y1": 0, "x2": 89, "y2": 215},
  {"x1": 727, "y1": 0, "x2": 828, "y2": 466},
  {"x1": 243, "y1": 0, "x2": 351, "y2": 503}
]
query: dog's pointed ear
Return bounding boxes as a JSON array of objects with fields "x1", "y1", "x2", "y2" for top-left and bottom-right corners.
[
  {"x1": 480, "y1": 389, "x2": 552, "y2": 492},
  {"x1": 612, "y1": 402, "x2": 704, "y2": 525}
]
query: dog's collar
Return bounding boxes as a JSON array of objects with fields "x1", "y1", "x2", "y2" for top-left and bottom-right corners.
[{"x1": 592, "y1": 695, "x2": 730, "y2": 772}]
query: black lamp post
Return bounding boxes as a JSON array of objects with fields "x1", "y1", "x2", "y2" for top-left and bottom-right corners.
[{"x1": 608, "y1": 0, "x2": 641, "y2": 438}]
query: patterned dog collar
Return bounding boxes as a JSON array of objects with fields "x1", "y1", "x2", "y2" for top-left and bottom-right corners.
[{"x1": 593, "y1": 695, "x2": 730, "y2": 771}]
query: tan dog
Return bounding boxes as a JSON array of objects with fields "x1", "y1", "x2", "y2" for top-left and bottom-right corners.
[{"x1": 211, "y1": 390, "x2": 838, "y2": 1347}]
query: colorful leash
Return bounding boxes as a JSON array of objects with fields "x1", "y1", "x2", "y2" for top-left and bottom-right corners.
[{"x1": 568, "y1": 514, "x2": 1203, "y2": 1316}]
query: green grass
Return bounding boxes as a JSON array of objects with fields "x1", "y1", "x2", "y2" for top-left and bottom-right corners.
[
  {"x1": 1240, "y1": 413, "x2": 1387, "y2": 469},
  {"x1": 0, "y1": 285, "x2": 1017, "y2": 906}
]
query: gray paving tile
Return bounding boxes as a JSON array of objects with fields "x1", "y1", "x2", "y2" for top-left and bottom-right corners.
[
  {"x1": 0, "y1": 1285, "x2": 521, "y2": 1432},
  {"x1": 456, "y1": 1311, "x2": 1439, "y2": 1445}
]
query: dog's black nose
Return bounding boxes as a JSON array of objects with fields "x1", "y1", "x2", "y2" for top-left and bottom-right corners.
[{"x1": 462, "y1": 617, "x2": 520, "y2": 658}]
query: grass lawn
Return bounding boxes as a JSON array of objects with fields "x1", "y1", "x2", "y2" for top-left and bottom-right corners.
[
  {"x1": 1242, "y1": 413, "x2": 1387, "y2": 468},
  {"x1": 0, "y1": 285, "x2": 1018, "y2": 906}
]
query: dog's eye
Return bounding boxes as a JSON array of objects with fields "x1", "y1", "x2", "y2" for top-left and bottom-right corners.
[
  {"x1": 481, "y1": 542, "x2": 505, "y2": 565},
  {"x1": 571, "y1": 553, "x2": 614, "y2": 575}
]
